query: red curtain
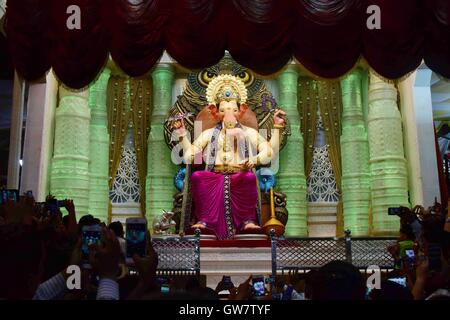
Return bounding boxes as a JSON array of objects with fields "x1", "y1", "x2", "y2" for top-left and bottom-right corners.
[{"x1": 5, "y1": 0, "x2": 450, "y2": 89}]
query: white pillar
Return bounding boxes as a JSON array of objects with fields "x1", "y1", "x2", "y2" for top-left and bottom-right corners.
[
  {"x1": 398, "y1": 68, "x2": 440, "y2": 207},
  {"x1": 7, "y1": 71, "x2": 25, "y2": 189},
  {"x1": 20, "y1": 71, "x2": 58, "y2": 201}
]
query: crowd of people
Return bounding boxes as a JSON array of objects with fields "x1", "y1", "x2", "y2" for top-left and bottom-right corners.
[{"x1": 0, "y1": 193, "x2": 449, "y2": 300}]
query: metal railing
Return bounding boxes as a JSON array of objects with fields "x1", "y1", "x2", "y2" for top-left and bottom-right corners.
[
  {"x1": 151, "y1": 234, "x2": 201, "y2": 277},
  {"x1": 271, "y1": 231, "x2": 397, "y2": 278}
]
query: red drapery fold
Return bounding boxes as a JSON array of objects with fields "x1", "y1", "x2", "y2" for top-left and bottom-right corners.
[{"x1": 4, "y1": 0, "x2": 450, "y2": 88}]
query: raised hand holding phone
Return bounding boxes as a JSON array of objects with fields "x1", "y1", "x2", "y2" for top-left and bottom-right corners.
[
  {"x1": 125, "y1": 218, "x2": 148, "y2": 264},
  {"x1": 81, "y1": 225, "x2": 102, "y2": 269},
  {"x1": 89, "y1": 228, "x2": 122, "y2": 280}
]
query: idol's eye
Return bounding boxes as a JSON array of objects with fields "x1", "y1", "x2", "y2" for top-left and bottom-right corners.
[
  {"x1": 199, "y1": 70, "x2": 216, "y2": 87},
  {"x1": 237, "y1": 71, "x2": 250, "y2": 83}
]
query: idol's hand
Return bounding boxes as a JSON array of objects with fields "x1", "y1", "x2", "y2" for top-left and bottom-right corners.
[
  {"x1": 242, "y1": 160, "x2": 255, "y2": 170},
  {"x1": 274, "y1": 108, "x2": 286, "y2": 127},
  {"x1": 171, "y1": 115, "x2": 187, "y2": 138}
]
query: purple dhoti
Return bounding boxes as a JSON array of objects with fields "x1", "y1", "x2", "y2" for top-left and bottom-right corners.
[{"x1": 190, "y1": 170, "x2": 258, "y2": 240}]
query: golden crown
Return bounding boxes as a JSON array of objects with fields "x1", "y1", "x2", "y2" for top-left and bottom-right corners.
[{"x1": 206, "y1": 74, "x2": 248, "y2": 105}]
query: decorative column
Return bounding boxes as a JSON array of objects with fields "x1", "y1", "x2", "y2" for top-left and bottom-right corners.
[
  {"x1": 340, "y1": 69, "x2": 371, "y2": 236},
  {"x1": 7, "y1": 71, "x2": 25, "y2": 189},
  {"x1": 368, "y1": 72, "x2": 409, "y2": 235},
  {"x1": 50, "y1": 86, "x2": 91, "y2": 215},
  {"x1": 276, "y1": 65, "x2": 308, "y2": 236},
  {"x1": 146, "y1": 64, "x2": 177, "y2": 226},
  {"x1": 398, "y1": 69, "x2": 440, "y2": 207},
  {"x1": 88, "y1": 68, "x2": 111, "y2": 222}
]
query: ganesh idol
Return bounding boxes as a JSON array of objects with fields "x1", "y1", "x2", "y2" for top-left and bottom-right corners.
[{"x1": 172, "y1": 74, "x2": 286, "y2": 240}]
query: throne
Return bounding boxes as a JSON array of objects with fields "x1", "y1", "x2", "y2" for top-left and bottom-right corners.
[{"x1": 164, "y1": 54, "x2": 290, "y2": 238}]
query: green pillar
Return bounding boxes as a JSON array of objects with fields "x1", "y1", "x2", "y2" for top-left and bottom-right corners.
[
  {"x1": 340, "y1": 69, "x2": 371, "y2": 236},
  {"x1": 88, "y1": 69, "x2": 111, "y2": 222},
  {"x1": 368, "y1": 72, "x2": 409, "y2": 235},
  {"x1": 276, "y1": 66, "x2": 308, "y2": 236},
  {"x1": 146, "y1": 64, "x2": 177, "y2": 226},
  {"x1": 50, "y1": 86, "x2": 91, "y2": 215}
]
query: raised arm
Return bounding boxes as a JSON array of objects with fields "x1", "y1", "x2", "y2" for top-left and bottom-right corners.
[{"x1": 173, "y1": 118, "x2": 213, "y2": 164}]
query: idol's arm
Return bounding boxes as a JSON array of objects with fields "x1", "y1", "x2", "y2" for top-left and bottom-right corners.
[
  {"x1": 177, "y1": 128, "x2": 213, "y2": 164},
  {"x1": 269, "y1": 124, "x2": 284, "y2": 157},
  {"x1": 247, "y1": 128, "x2": 274, "y2": 166}
]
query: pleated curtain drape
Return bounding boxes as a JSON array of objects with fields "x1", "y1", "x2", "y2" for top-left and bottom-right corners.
[
  {"x1": 107, "y1": 76, "x2": 152, "y2": 217},
  {"x1": 299, "y1": 79, "x2": 344, "y2": 235},
  {"x1": 317, "y1": 81, "x2": 344, "y2": 236},
  {"x1": 6, "y1": 0, "x2": 450, "y2": 89}
]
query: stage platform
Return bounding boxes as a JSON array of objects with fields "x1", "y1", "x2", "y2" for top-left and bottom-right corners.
[
  {"x1": 200, "y1": 240, "x2": 272, "y2": 288},
  {"x1": 152, "y1": 235, "x2": 397, "y2": 290}
]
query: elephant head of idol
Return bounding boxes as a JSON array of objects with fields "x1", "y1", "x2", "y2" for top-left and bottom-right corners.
[{"x1": 204, "y1": 74, "x2": 253, "y2": 130}]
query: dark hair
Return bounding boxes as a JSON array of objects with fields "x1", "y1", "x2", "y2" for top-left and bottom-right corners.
[
  {"x1": 78, "y1": 214, "x2": 98, "y2": 233},
  {"x1": 369, "y1": 280, "x2": 413, "y2": 300},
  {"x1": 108, "y1": 221, "x2": 124, "y2": 238},
  {"x1": 308, "y1": 261, "x2": 366, "y2": 300}
]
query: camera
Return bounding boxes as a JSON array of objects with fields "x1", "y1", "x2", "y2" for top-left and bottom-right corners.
[{"x1": 388, "y1": 207, "x2": 402, "y2": 216}]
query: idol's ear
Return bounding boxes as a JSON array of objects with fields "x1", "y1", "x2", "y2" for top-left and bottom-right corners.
[
  {"x1": 207, "y1": 104, "x2": 220, "y2": 121},
  {"x1": 208, "y1": 104, "x2": 217, "y2": 115},
  {"x1": 238, "y1": 103, "x2": 249, "y2": 119}
]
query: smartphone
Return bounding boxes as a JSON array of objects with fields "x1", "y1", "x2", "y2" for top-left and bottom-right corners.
[
  {"x1": 388, "y1": 207, "x2": 402, "y2": 215},
  {"x1": 157, "y1": 276, "x2": 170, "y2": 294},
  {"x1": 405, "y1": 249, "x2": 415, "y2": 264},
  {"x1": 5, "y1": 189, "x2": 19, "y2": 202},
  {"x1": 0, "y1": 190, "x2": 6, "y2": 205},
  {"x1": 126, "y1": 218, "x2": 147, "y2": 263},
  {"x1": 427, "y1": 243, "x2": 442, "y2": 272},
  {"x1": 81, "y1": 225, "x2": 102, "y2": 268},
  {"x1": 252, "y1": 275, "x2": 266, "y2": 297},
  {"x1": 46, "y1": 199, "x2": 59, "y2": 215},
  {"x1": 388, "y1": 277, "x2": 407, "y2": 287}
]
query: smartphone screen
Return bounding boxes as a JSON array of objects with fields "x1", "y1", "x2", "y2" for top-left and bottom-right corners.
[
  {"x1": 388, "y1": 207, "x2": 401, "y2": 215},
  {"x1": 82, "y1": 226, "x2": 102, "y2": 267},
  {"x1": 252, "y1": 276, "x2": 265, "y2": 297},
  {"x1": 161, "y1": 284, "x2": 170, "y2": 294},
  {"x1": 7, "y1": 189, "x2": 19, "y2": 202},
  {"x1": 388, "y1": 277, "x2": 407, "y2": 287},
  {"x1": 157, "y1": 276, "x2": 170, "y2": 293},
  {"x1": 405, "y1": 249, "x2": 415, "y2": 266},
  {"x1": 46, "y1": 199, "x2": 59, "y2": 215},
  {"x1": 126, "y1": 220, "x2": 147, "y2": 258},
  {"x1": 0, "y1": 190, "x2": 6, "y2": 205}
]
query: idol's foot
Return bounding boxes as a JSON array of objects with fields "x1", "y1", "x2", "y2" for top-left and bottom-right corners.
[
  {"x1": 238, "y1": 222, "x2": 264, "y2": 235},
  {"x1": 192, "y1": 223, "x2": 207, "y2": 230},
  {"x1": 243, "y1": 222, "x2": 262, "y2": 231},
  {"x1": 188, "y1": 223, "x2": 216, "y2": 237},
  {"x1": 242, "y1": 222, "x2": 262, "y2": 233}
]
